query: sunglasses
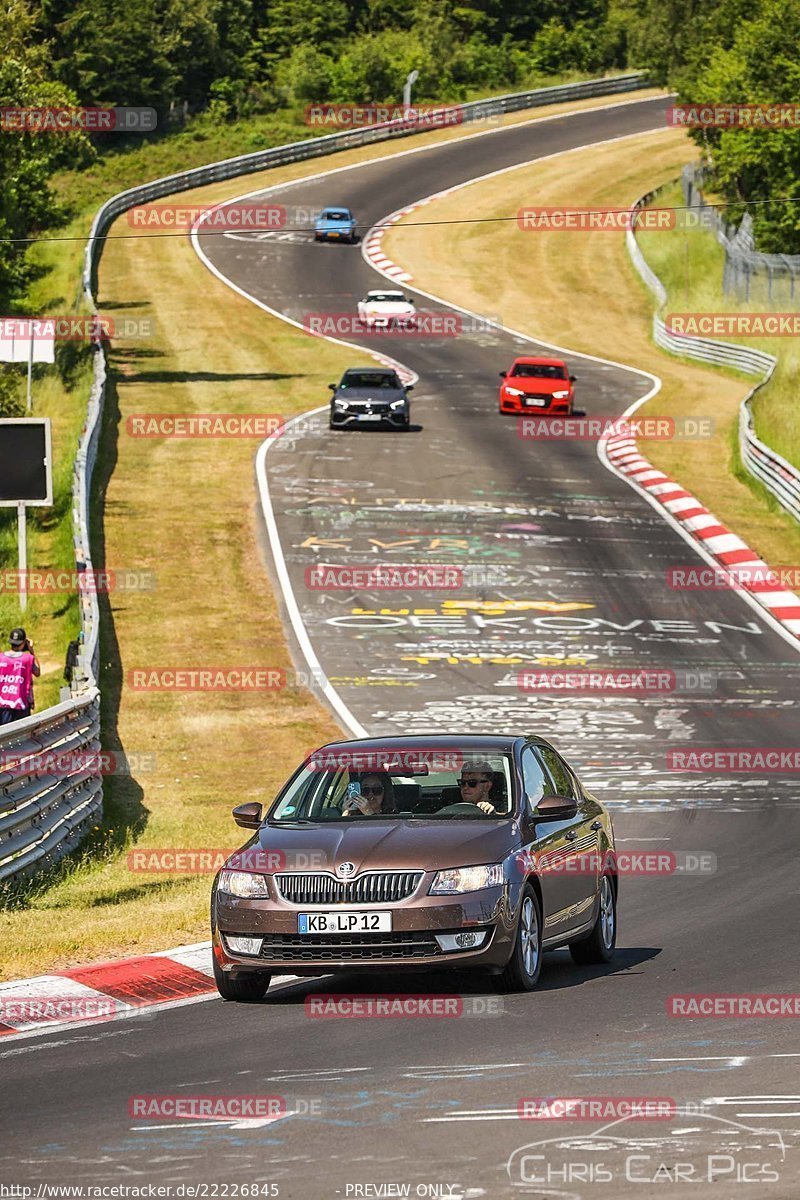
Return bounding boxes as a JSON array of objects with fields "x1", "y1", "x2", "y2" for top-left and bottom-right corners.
[
  {"x1": 459, "y1": 778, "x2": 490, "y2": 788},
  {"x1": 360, "y1": 785, "x2": 384, "y2": 796}
]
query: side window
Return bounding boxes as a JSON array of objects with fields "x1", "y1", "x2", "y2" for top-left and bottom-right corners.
[
  {"x1": 538, "y1": 747, "x2": 578, "y2": 799},
  {"x1": 521, "y1": 747, "x2": 548, "y2": 812}
]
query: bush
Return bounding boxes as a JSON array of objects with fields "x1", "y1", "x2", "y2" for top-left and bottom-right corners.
[{"x1": 0, "y1": 367, "x2": 25, "y2": 418}]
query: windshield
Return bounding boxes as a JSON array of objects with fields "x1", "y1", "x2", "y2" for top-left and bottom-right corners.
[
  {"x1": 341, "y1": 371, "x2": 400, "y2": 388},
  {"x1": 269, "y1": 751, "x2": 515, "y2": 822},
  {"x1": 366, "y1": 293, "x2": 410, "y2": 304},
  {"x1": 322, "y1": 210, "x2": 350, "y2": 221},
  {"x1": 511, "y1": 362, "x2": 568, "y2": 379}
]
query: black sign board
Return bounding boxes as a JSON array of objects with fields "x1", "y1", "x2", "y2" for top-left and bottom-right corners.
[{"x1": 0, "y1": 418, "x2": 52, "y2": 505}]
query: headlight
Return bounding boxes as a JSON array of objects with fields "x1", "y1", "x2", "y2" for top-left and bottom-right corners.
[
  {"x1": 429, "y1": 863, "x2": 504, "y2": 895},
  {"x1": 504, "y1": 386, "x2": 525, "y2": 396},
  {"x1": 217, "y1": 869, "x2": 270, "y2": 898},
  {"x1": 552, "y1": 389, "x2": 570, "y2": 398},
  {"x1": 389, "y1": 398, "x2": 406, "y2": 408},
  {"x1": 334, "y1": 398, "x2": 349, "y2": 408}
]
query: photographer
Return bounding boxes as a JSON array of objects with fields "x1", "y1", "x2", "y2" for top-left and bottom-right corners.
[{"x1": 0, "y1": 627, "x2": 41, "y2": 724}]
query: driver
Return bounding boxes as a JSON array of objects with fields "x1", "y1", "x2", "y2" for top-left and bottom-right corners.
[{"x1": 457, "y1": 761, "x2": 497, "y2": 815}]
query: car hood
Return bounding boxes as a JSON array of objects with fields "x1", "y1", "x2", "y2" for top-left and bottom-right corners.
[
  {"x1": 243, "y1": 818, "x2": 520, "y2": 874},
  {"x1": 360, "y1": 301, "x2": 414, "y2": 313},
  {"x1": 317, "y1": 219, "x2": 353, "y2": 228},
  {"x1": 505, "y1": 377, "x2": 568, "y2": 393},
  {"x1": 334, "y1": 386, "x2": 405, "y2": 402}
]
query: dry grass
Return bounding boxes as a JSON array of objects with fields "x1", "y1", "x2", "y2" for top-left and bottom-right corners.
[{"x1": 382, "y1": 128, "x2": 800, "y2": 569}]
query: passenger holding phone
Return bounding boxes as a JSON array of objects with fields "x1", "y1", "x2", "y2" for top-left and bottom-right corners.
[{"x1": 342, "y1": 772, "x2": 397, "y2": 816}]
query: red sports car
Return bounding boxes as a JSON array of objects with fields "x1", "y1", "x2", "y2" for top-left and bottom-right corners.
[{"x1": 499, "y1": 356, "x2": 576, "y2": 415}]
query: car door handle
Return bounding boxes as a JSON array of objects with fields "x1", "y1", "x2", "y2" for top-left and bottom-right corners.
[
  {"x1": 564, "y1": 830, "x2": 577, "y2": 842},
  {"x1": 591, "y1": 821, "x2": 603, "y2": 831}
]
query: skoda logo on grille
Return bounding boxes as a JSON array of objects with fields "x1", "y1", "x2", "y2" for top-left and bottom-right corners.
[{"x1": 336, "y1": 862, "x2": 356, "y2": 878}]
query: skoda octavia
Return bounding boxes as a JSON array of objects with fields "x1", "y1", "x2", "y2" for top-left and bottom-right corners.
[{"x1": 211, "y1": 735, "x2": 618, "y2": 1000}]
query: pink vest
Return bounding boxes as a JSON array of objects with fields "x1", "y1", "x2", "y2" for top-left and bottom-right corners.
[{"x1": 0, "y1": 652, "x2": 34, "y2": 710}]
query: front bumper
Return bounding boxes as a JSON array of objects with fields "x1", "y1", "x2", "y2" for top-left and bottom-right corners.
[
  {"x1": 330, "y1": 405, "x2": 408, "y2": 428},
  {"x1": 315, "y1": 229, "x2": 353, "y2": 241},
  {"x1": 499, "y1": 392, "x2": 573, "y2": 414},
  {"x1": 213, "y1": 883, "x2": 515, "y2": 976}
]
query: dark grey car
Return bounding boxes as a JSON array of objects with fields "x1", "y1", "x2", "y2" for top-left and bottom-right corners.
[{"x1": 328, "y1": 367, "x2": 412, "y2": 430}]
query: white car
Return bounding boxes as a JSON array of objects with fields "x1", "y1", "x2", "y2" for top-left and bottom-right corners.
[{"x1": 357, "y1": 289, "x2": 416, "y2": 329}]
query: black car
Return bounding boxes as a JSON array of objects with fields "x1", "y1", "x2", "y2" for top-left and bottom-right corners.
[{"x1": 328, "y1": 367, "x2": 412, "y2": 430}]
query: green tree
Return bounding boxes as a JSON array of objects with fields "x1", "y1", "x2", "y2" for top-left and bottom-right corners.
[{"x1": 0, "y1": 0, "x2": 93, "y2": 309}]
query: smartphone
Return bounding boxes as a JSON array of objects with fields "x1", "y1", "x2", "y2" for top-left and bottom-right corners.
[{"x1": 343, "y1": 782, "x2": 363, "y2": 813}]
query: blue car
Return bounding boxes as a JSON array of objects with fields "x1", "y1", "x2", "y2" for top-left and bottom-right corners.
[{"x1": 314, "y1": 206, "x2": 358, "y2": 243}]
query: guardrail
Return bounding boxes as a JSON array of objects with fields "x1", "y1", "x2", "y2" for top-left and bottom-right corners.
[
  {"x1": 1, "y1": 71, "x2": 652, "y2": 887},
  {"x1": 627, "y1": 193, "x2": 800, "y2": 523},
  {"x1": 683, "y1": 163, "x2": 800, "y2": 303}
]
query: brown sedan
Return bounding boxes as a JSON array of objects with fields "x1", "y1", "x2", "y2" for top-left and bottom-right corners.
[{"x1": 211, "y1": 735, "x2": 618, "y2": 1001}]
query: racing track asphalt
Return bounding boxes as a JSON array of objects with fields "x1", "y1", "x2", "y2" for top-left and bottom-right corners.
[{"x1": 2, "y1": 95, "x2": 799, "y2": 1198}]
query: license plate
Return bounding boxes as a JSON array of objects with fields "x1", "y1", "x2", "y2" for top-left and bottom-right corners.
[
  {"x1": 357, "y1": 414, "x2": 382, "y2": 422},
  {"x1": 328, "y1": 231, "x2": 340, "y2": 238},
  {"x1": 298, "y1": 911, "x2": 392, "y2": 934},
  {"x1": 525, "y1": 397, "x2": 547, "y2": 407}
]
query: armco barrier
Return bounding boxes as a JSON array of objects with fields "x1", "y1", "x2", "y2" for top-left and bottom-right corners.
[
  {"x1": 627, "y1": 195, "x2": 800, "y2": 523},
  {"x1": 1, "y1": 73, "x2": 651, "y2": 886}
]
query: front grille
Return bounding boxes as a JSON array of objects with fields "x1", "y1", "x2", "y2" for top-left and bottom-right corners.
[
  {"x1": 524, "y1": 393, "x2": 555, "y2": 402},
  {"x1": 347, "y1": 401, "x2": 389, "y2": 412},
  {"x1": 259, "y1": 931, "x2": 440, "y2": 961},
  {"x1": 275, "y1": 871, "x2": 423, "y2": 905}
]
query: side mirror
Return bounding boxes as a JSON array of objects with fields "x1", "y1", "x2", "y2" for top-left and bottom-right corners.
[
  {"x1": 232, "y1": 802, "x2": 262, "y2": 829},
  {"x1": 499, "y1": 370, "x2": 507, "y2": 377},
  {"x1": 534, "y1": 794, "x2": 578, "y2": 822},
  {"x1": 569, "y1": 374, "x2": 577, "y2": 382},
  {"x1": 328, "y1": 383, "x2": 337, "y2": 391},
  {"x1": 405, "y1": 385, "x2": 414, "y2": 392}
]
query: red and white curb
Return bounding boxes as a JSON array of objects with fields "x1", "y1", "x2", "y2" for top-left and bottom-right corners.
[
  {"x1": 363, "y1": 188, "x2": 460, "y2": 284},
  {"x1": 604, "y1": 433, "x2": 800, "y2": 637},
  {"x1": 0, "y1": 942, "x2": 217, "y2": 1039},
  {"x1": 0, "y1": 942, "x2": 302, "y2": 1041}
]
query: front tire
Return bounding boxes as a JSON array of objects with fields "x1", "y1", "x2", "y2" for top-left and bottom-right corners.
[
  {"x1": 497, "y1": 885, "x2": 543, "y2": 992},
  {"x1": 213, "y1": 955, "x2": 271, "y2": 1002},
  {"x1": 569, "y1": 874, "x2": 617, "y2": 965}
]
